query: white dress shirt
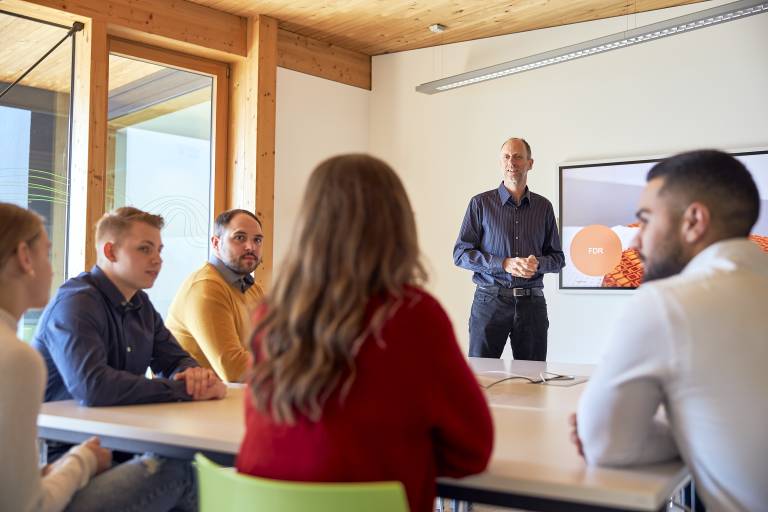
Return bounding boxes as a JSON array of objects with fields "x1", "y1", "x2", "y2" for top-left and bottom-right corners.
[
  {"x1": 0, "y1": 307, "x2": 97, "y2": 512},
  {"x1": 578, "y1": 238, "x2": 768, "y2": 512}
]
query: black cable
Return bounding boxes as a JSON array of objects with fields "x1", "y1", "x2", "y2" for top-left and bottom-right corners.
[
  {"x1": 480, "y1": 372, "x2": 575, "y2": 389},
  {"x1": 0, "y1": 21, "x2": 84, "y2": 101},
  {"x1": 481, "y1": 376, "x2": 538, "y2": 389}
]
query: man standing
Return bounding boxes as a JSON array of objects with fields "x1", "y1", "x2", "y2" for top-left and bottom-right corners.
[
  {"x1": 573, "y1": 150, "x2": 767, "y2": 511},
  {"x1": 34, "y1": 206, "x2": 226, "y2": 405},
  {"x1": 454, "y1": 137, "x2": 564, "y2": 360},
  {"x1": 167, "y1": 209, "x2": 265, "y2": 382}
]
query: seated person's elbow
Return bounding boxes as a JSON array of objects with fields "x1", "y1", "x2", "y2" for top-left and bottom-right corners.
[
  {"x1": 77, "y1": 393, "x2": 109, "y2": 407},
  {"x1": 581, "y1": 432, "x2": 644, "y2": 468},
  {"x1": 72, "y1": 379, "x2": 114, "y2": 407}
]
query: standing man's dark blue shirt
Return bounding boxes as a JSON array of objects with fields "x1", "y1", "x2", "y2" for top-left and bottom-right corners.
[
  {"x1": 33, "y1": 265, "x2": 198, "y2": 405},
  {"x1": 453, "y1": 183, "x2": 565, "y2": 288}
]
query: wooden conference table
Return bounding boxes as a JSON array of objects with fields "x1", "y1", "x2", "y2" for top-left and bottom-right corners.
[{"x1": 38, "y1": 358, "x2": 688, "y2": 512}]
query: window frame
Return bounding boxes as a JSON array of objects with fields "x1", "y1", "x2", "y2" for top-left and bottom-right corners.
[{"x1": 107, "y1": 37, "x2": 229, "y2": 224}]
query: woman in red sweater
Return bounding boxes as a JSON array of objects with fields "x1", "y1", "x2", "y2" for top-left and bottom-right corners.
[{"x1": 236, "y1": 154, "x2": 493, "y2": 512}]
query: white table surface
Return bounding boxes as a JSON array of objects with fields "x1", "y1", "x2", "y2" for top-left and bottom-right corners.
[
  {"x1": 38, "y1": 358, "x2": 688, "y2": 511},
  {"x1": 39, "y1": 385, "x2": 246, "y2": 456}
]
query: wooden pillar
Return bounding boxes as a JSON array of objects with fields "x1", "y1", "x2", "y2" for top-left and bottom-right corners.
[
  {"x1": 229, "y1": 15, "x2": 277, "y2": 290},
  {"x1": 68, "y1": 18, "x2": 108, "y2": 275}
]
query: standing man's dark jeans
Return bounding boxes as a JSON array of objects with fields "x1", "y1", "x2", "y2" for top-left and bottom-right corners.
[{"x1": 468, "y1": 286, "x2": 549, "y2": 360}]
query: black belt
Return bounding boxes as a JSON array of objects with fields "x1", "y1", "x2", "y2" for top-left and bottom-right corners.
[{"x1": 478, "y1": 286, "x2": 544, "y2": 297}]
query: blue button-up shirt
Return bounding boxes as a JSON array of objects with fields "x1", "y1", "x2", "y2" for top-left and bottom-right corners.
[
  {"x1": 453, "y1": 183, "x2": 565, "y2": 288},
  {"x1": 33, "y1": 266, "x2": 198, "y2": 405}
]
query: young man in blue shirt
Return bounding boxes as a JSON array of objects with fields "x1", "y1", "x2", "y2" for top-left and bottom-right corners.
[
  {"x1": 34, "y1": 206, "x2": 226, "y2": 405},
  {"x1": 32, "y1": 206, "x2": 228, "y2": 510}
]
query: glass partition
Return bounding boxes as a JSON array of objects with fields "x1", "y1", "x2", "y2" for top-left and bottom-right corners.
[
  {"x1": 107, "y1": 53, "x2": 214, "y2": 317},
  {"x1": 0, "y1": 12, "x2": 73, "y2": 340}
]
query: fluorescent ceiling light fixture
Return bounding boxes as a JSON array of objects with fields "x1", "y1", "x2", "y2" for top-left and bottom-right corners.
[{"x1": 416, "y1": 0, "x2": 767, "y2": 94}]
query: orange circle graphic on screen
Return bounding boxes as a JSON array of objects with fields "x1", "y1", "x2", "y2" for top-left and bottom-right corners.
[{"x1": 570, "y1": 225, "x2": 622, "y2": 276}]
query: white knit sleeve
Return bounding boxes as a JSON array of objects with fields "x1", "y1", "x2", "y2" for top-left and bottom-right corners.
[{"x1": 0, "y1": 335, "x2": 96, "y2": 512}]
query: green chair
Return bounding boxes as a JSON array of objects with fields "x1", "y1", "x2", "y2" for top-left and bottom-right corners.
[{"x1": 194, "y1": 453, "x2": 410, "y2": 512}]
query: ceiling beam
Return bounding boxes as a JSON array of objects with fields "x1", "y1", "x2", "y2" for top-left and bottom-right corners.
[
  {"x1": 5, "y1": 0, "x2": 247, "y2": 59},
  {"x1": 277, "y1": 29, "x2": 371, "y2": 90},
  {"x1": 3, "y1": 0, "x2": 370, "y2": 89}
]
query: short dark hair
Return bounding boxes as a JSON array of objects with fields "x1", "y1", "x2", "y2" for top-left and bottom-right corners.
[
  {"x1": 213, "y1": 209, "x2": 262, "y2": 238},
  {"x1": 647, "y1": 150, "x2": 760, "y2": 238},
  {"x1": 501, "y1": 137, "x2": 532, "y2": 159}
]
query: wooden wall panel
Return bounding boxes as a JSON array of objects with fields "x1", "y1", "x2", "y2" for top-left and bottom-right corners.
[
  {"x1": 68, "y1": 18, "x2": 109, "y2": 273},
  {"x1": 229, "y1": 15, "x2": 277, "y2": 290}
]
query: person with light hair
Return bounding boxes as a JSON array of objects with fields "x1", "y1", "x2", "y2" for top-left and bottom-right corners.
[
  {"x1": 34, "y1": 206, "x2": 226, "y2": 406},
  {"x1": 33, "y1": 206, "x2": 226, "y2": 471},
  {"x1": 0, "y1": 202, "x2": 196, "y2": 511},
  {"x1": 236, "y1": 154, "x2": 494, "y2": 512}
]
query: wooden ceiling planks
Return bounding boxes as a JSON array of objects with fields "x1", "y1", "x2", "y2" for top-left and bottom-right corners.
[
  {"x1": 108, "y1": 55, "x2": 168, "y2": 92},
  {"x1": 0, "y1": 14, "x2": 72, "y2": 93},
  {"x1": 0, "y1": 14, "x2": 177, "y2": 94},
  {"x1": 2, "y1": 0, "x2": 710, "y2": 93},
  {"x1": 183, "y1": 0, "x2": 707, "y2": 55}
]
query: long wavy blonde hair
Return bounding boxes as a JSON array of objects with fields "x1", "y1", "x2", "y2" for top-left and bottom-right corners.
[{"x1": 249, "y1": 154, "x2": 427, "y2": 424}]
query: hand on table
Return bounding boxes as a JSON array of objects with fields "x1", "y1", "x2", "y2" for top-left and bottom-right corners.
[
  {"x1": 174, "y1": 367, "x2": 227, "y2": 400},
  {"x1": 569, "y1": 413, "x2": 584, "y2": 458},
  {"x1": 503, "y1": 255, "x2": 539, "y2": 278}
]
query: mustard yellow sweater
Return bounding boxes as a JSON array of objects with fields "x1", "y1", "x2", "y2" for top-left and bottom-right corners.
[{"x1": 166, "y1": 263, "x2": 264, "y2": 382}]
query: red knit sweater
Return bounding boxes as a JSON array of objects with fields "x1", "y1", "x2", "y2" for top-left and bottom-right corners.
[{"x1": 236, "y1": 287, "x2": 493, "y2": 512}]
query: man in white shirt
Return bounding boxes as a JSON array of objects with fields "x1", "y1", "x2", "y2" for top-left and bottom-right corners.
[{"x1": 573, "y1": 149, "x2": 768, "y2": 512}]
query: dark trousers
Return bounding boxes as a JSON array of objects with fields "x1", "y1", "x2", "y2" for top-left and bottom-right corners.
[{"x1": 468, "y1": 287, "x2": 549, "y2": 360}]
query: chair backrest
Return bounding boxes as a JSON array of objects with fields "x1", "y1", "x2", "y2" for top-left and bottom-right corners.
[{"x1": 194, "y1": 453, "x2": 410, "y2": 512}]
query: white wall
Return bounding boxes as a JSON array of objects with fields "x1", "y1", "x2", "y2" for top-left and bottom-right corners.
[
  {"x1": 368, "y1": 1, "x2": 768, "y2": 362},
  {"x1": 274, "y1": 67, "x2": 370, "y2": 270}
]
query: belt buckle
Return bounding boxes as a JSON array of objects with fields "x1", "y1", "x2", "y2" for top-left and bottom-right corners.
[{"x1": 512, "y1": 288, "x2": 527, "y2": 297}]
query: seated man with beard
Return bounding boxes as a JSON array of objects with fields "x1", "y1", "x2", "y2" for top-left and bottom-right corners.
[
  {"x1": 167, "y1": 209, "x2": 265, "y2": 382},
  {"x1": 572, "y1": 150, "x2": 768, "y2": 511}
]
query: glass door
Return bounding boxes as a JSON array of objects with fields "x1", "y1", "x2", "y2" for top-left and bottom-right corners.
[{"x1": 106, "y1": 40, "x2": 227, "y2": 317}]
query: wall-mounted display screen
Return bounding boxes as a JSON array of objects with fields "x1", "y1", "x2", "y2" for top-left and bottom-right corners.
[{"x1": 559, "y1": 150, "x2": 768, "y2": 290}]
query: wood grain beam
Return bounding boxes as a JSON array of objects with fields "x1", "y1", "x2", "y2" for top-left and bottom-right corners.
[
  {"x1": 8, "y1": 0, "x2": 247, "y2": 60},
  {"x1": 68, "y1": 18, "x2": 109, "y2": 274},
  {"x1": 229, "y1": 15, "x2": 277, "y2": 290},
  {"x1": 277, "y1": 29, "x2": 371, "y2": 90},
  {"x1": 5, "y1": 0, "x2": 371, "y2": 89}
]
